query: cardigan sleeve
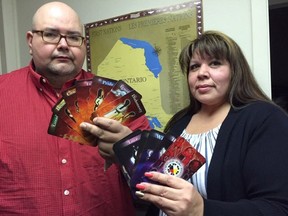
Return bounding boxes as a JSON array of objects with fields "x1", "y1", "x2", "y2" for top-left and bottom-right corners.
[{"x1": 204, "y1": 102, "x2": 288, "y2": 215}]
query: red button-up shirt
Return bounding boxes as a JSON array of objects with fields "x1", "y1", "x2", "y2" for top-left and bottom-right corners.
[{"x1": 0, "y1": 62, "x2": 151, "y2": 215}]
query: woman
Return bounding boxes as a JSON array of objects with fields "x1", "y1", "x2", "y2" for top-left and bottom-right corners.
[{"x1": 133, "y1": 31, "x2": 288, "y2": 216}]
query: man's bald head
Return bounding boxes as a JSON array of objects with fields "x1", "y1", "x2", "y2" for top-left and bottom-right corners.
[{"x1": 32, "y1": 1, "x2": 83, "y2": 34}]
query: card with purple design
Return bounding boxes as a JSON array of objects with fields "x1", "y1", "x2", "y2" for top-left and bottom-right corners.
[{"x1": 113, "y1": 130, "x2": 206, "y2": 200}]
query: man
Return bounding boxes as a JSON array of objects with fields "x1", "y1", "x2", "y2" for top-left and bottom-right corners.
[{"x1": 0, "y1": 2, "x2": 150, "y2": 215}]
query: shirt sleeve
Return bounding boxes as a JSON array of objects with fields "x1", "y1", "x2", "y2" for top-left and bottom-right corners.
[{"x1": 126, "y1": 115, "x2": 151, "y2": 131}]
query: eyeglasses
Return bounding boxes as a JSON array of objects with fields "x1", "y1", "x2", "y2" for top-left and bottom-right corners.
[{"x1": 32, "y1": 30, "x2": 85, "y2": 47}]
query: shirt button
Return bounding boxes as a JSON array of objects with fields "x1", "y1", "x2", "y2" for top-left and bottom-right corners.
[
  {"x1": 39, "y1": 88, "x2": 43, "y2": 92},
  {"x1": 40, "y1": 77, "x2": 46, "y2": 84},
  {"x1": 61, "y1": 159, "x2": 67, "y2": 164},
  {"x1": 64, "y1": 190, "x2": 70, "y2": 196}
]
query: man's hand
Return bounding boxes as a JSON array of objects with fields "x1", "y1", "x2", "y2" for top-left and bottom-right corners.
[{"x1": 80, "y1": 117, "x2": 132, "y2": 163}]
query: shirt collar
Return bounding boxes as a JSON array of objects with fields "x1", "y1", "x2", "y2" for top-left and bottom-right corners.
[{"x1": 28, "y1": 60, "x2": 86, "y2": 92}]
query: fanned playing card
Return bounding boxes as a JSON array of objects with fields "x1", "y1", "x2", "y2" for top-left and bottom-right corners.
[
  {"x1": 113, "y1": 130, "x2": 206, "y2": 200},
  {"x1": 131, "y1": 130, "x2": 165, "y2": 182},
  {"x1": 147, "y1": 133, "x2": 176, "y2": 164},
  {"x1": 61, "y1": 86, "x2": 84, "y2": 123},
  {"x1": 130, "y1": 132, "x2": 176, "y2": 188},
  {"x1": 129, "y1": 130, "x2": 166, "y2": 194},
  {"x1": 51, "y1": 97, "x2": 96, "y2": 144},
  {"x1": 52, "y1": 98, "x2": 78, "y2": 126},
  {"x1": 113, "y1": 130, "x2": 149, "y2": 186},
  {"x1": 91, "y1": 80, "x2": 134, "y2": 118},
  {"x1": 94, "y1": 90, "x2": 146, "y2": 126},
  {"x1": 48, "y1": 76, "x2": 146, "y2": 147},
  {"x1": 75, "y1": 78, "x2": 94, "y2": 121},
  {"x1": 149, "y1": 136, "x2": 206, "y2": 179},
  {"x1": 86, "y1": 76, "x2": 117, "y2": 118},
  {"x1": 134, "y1": 130, "x2": 167, "y2": 165},
  {"x1": 48, "y1": 113, "x2": 90, "y2": 145}
]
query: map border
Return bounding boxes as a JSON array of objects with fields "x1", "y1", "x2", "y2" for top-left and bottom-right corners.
[{"x1": 84, "y1": 0, "x2": 203, "y2": 72}]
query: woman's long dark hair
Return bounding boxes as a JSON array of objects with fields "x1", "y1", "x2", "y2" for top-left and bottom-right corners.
[{"x1": 164, "y1": 30, "x2": 271, "y2": 133}]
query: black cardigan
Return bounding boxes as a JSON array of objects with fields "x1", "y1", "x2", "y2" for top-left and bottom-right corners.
[{"x1": 147, "y1": 101, "x2": 288, "y2": 215}]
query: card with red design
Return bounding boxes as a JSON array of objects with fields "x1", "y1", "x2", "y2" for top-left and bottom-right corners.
[
  {"x1": 52, "y1": 97, "x2": 81, "y2": 132},
  {"x1": 149, "y1": 136, "x2": 206, "y2": 179},
  {"x1": 75, "y1": 78, "x2": 94, "y2": 121},
  {"x1": 93, "y1": 90, "x2": 145, "y2": 126},
  {"x1": 48, "y1": 113, "x2": 90, "y2": 145},
  {"x1": 86, "y1": 76, "x2": 117, "y2": 117},
  {"x1": 90, "y1": 80, "x2": 135, "y2": 120},
  {"x1": 51, "y1": 97, "x2": 96, "y2": 144},
  {"x1": 61, "y1": 86, "x2": 84, "y2": 123},
  {"x1": 47, "y1": 76, "x2": 146, "y2": 146}
]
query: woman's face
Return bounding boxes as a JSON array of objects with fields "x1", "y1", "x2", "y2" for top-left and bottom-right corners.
[{"x1": 188, "y1": 53, "x2": 231, "y2": 107}]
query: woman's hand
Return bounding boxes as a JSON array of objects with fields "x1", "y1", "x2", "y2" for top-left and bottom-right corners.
[
  {"x1": 80, "y1": 117, "x2": 132, "y2": 162},
  {"x1": 135, "y1": 172, "x2": 204, "y2": 216}
]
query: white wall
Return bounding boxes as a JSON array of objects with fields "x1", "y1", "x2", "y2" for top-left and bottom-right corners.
[
  {"x1": 1, "y1": 0, "x2": 271, "y2": 96},
  {"x1": 1, "y1": 0, "x2": 20, "y2": 74}
]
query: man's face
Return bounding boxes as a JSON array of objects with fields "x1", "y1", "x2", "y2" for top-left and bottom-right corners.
[{"x1": 27, "y1": 4, "x2": 86, "y2": 80}]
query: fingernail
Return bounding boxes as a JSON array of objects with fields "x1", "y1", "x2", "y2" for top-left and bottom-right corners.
[
  {"x1": 136, "y1": 183, "x2": 146, "y2": 190},
  {"x1": 135, "y1": 191, "x2": 145, "y2": 198},
  {"x1": 92, "y1": 117, "x2": 98, "y2": 124},
  {"x1": 79, "y1": 122, "x2": 87, "y2": 128},
  {"x1": 144, "y1": 172, "x2": 153, "y2": 178},
  {"x1": 104, "y1": 161, "x2": 112, "y2": 172}
]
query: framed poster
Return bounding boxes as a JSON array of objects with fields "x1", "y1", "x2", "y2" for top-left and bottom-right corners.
[{"x1": 85, "y1": 0, "x2": 203, "y2": 130}]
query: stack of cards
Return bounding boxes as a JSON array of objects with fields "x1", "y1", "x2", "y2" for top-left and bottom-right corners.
[
  {"x1": 113, "y1": 129, "x2": 206, "y2": 199},
  {"x1": 48, "y1": 76, "x2": 146, "y2": 146}
]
